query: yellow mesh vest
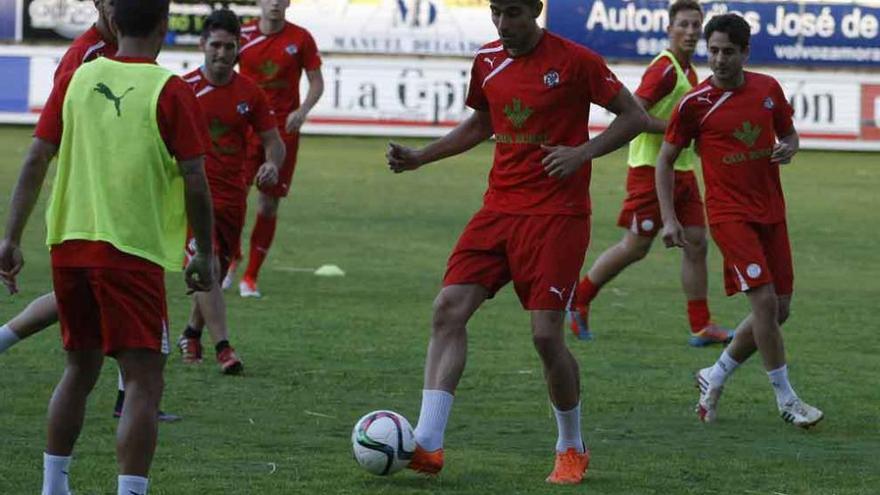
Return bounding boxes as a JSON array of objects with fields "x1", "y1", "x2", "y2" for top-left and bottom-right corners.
[
  {"x1": 46, "y1": 58, "x2": 186, "y2": 271},
  {"x1": 627, "y1": 50, "x2": 697, "y2": 171}
]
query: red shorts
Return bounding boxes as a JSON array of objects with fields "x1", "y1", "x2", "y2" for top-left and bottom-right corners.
[
  {"x1": 709, "y1": 221, "x2": 794, "y2": 296},
  {"x1": 245, "y1": 129, "x2": 300, "y2": 198},
  {"x1": 617, "y1": 166, "x2": 705, "y2": 236},
  {"x1": 443, "y1": 209, "x2": 590, "y2": 310},
  {"x1": 52, "y1": 266, "x2": 169, "y2": 356},
  {"x1": 186, "y1": 205, "x2": 245, "y2": 278}
]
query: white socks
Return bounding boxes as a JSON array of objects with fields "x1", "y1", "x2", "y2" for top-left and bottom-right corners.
[
  {"x1": 42, "y1": 453, "x2": 71, "y2": 495},
  {"x1": 118, "y1": 475, "x2": 149, "y2": 495},
  {"x1": 768, "y1": 365, "x2": 798, "y2": 408},
  {"x1": 0, "y1": 324, "x2": 21, "y2": 353},
  {"x1": 553, "y1": 403, "x2": 585, "y2": 453},
  {"x1": 708, "y1": 351, "x2": 740, "y2": 388},
  {"x1": 413, "y1": 389, "x2": 454, "y2": 452},
  {"x1": 118, "y1": 368, "x2": 125, "y2": 392}
]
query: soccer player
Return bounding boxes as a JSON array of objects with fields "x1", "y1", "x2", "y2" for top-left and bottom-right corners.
[
  {"x1": 54, "y1": 0, "x2": 118, "y2": 81},
  {"x1": 0, "y1": 1, "x2": 214, "y2": 493},
  {"x1": 232, "y1": 0, "x2": 324, "y2": 297},
  {"x1": 386, "y1": 0, "x2": 647, "y2": 484},
  {"x1": 0, "y1": 0, "x2": 180, "y2": 423},
  {"x1": 569, "y1": 0, "x2": 732, "y2": 346},
  {"x1": 178, "y1": 9, "x2": 284, "y2": 374},
  {"x1": 658, "y1": 13, "x2": 823, "y2": 428}
]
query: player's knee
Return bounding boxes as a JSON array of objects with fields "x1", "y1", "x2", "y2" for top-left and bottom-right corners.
[
  {"x1": 532, "y1": 332, "x2": 564, "y2": 359},
  {"x1": 431, "y1": 294, "x2": 468, "y2": 334},
  {"x1": 622, "y1": 236, "x2": 652, "y2": 261},
  {"x1": 683, "y1": 235, "x2": 708, "y2": 260},
  {"x1": 749, "y1": 286, "x2": 779, "y2": 319}
]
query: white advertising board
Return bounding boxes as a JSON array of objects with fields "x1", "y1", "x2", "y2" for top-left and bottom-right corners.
[
  {"x1": 1, "y1": 45, "x2": 879, "y2": 150},
  {"x1": 289, "y1": 0, "x2": 499, "y2": 57}
]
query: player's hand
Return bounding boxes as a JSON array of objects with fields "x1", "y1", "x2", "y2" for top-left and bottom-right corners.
[
  {"x1": 184, "y1": 251, "x2": 214, "y2": 293},
  {"x1": 0, "y1": 240, "x2": 23, "y2": 295},
  {"x1": 661, "y1": 219, "x2": 688, "y2": 249},
  {"x1": 540, "y1": 144, "x2": 588, "y2": 179},
  {"x1": 255, "y1": 162, "x2": 279, "y2": 188},
  {"x1": 770, "y1": 141, "x2": 796, "y2": 165},
  {"x1": 386, "y1": 142, "x2": 423, "y2": 173},
  {"x1": 285, "y1": 109, "x2": 307, "y2": 133}
]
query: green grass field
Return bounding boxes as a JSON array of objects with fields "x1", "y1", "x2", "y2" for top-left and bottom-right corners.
[{"x1": 0, "y1": 126, "x2": 878, "y2": 494}]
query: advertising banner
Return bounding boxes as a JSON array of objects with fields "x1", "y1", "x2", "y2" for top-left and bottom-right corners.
[
  {"x1": 547, "y1": 0, "x2": 880, "y2": 67},
  {"x1": 0, "y1": 0, "x2": 16, "y2": 40},
  {"x1": 19, "y1": 0, "x2": 499, "y2": 54},
  {"x1": 21, "y1": 0, "x2": 259, "y2": 43},
  {"x1": 287, "y1": 0, "x2": 497, "y2": 57},
  {"x1": 1, "y1": 46, "x2": 879, "y2": 149}
]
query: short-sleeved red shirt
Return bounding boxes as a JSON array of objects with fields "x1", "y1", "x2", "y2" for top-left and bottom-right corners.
[
  {"x1": 238, "y1": 20, "x2": 322, "y2": 126},
  {"x1": 666, "y1": 71, "x2": 795, "y2": 225},
  {"x1": 183, "y1": 69, "x2": 276, "y2": 208},
  {"x1": 37, "y1": 57, "x2": 208, "y2": 269},
  {"x1": 635, "y1": 55, "x2": 697, "y2": 106},
  {"x1": 466, "y1": 31, "x2": 623, "y2": 216},
  {"x1": 53, "y1": 25, "x2": 118, "y2": 83}
]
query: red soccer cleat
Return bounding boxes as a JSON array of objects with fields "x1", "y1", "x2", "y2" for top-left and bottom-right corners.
[
  {"x1": 177, "y1": 335, "x2": 203, "y2": 364},
  {"x1": 217, "y1": 346, "x2": 244, "y2": 375},
  {"x1": 407, "y1": 445, "x2": 444, "y2": 475}
]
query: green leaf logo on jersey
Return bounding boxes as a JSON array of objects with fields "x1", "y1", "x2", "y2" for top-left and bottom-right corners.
[
  {"x1": 259, "y1": 60, "x2": 280, "y2": 79},
  {"x1": 733, "y1": 121, "x2": 762, "y2": 148},
  {"x1": 93, "y1": 83, "x2": 134, "y2": 117},
  {"x1": 504, "y1": 98, "x2": 533, "y2": 129},
  {"x1": 208, "y1": 118, "x2": 239, "y2": 156}
]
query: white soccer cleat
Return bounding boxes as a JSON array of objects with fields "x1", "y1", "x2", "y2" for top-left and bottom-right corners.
[
  {"x1": 221, "y1": 271, "x2": 234, "y2": 291},
  {"x1": 239, "y1": 279, "x2": 261, "y2": 298},
  {"x1": 695, "y1": 367, "x2": 724, "y2": 423},
  {"x1": 779, "y1": 399, "x2": 824, "y2": 429}
]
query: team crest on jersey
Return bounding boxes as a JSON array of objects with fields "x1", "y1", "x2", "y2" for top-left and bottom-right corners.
[
  {"x1": 237, "y1": 102, "x2": 251, "y2": 115},
  {"x1": 543, "y1": 69, "x2": 560, "y2": 88},
  {"x1": 764, "y1": 96, "x2": 775, "y2": 110},
  {"x1": 285, "y1": 44, "x2": 299, "y2": 55}
]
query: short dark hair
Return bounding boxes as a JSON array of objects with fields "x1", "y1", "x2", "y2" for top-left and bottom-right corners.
[
  {"x1": 669, "y1": 0, "x2": 702, "y2": 23},
  {"x1": 113, "y1": 0, "x2": 169, "y2": 38},
  {"x1": 704, "y1": 13, "x2": 751, "y2": 50},
  {"x1": 202, "y1": 9, "x2": 241, "y2": 38}
]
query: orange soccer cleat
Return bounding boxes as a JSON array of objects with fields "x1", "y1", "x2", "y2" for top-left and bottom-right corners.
[
  {"x1": 407, "y1": 445, "x2": 444, "y2": 475},
  {"x1": 689, "y1": 323, "x2": 734, "y2": 347},
  {"x1": 546, "y1": 447, "x2": 590, "y2": 485}
]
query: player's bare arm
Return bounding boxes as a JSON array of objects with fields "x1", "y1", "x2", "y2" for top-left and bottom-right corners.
[
  {"x1": 635, "y1": 95, "x2": 669, "y2": 134},
  {"x1": 256, "y1": 128, "x2": 285, "y2": 187},
  {"x1": 655, "y1": 141, "x2": 687, "y2": 248},
  {"x1": 387, "y1": 109, "x2": 493, "y2": 173},
  {"x1": 0, "y1": 138, "x2": 59, "y2": 293},
  {"x1": 541, "y1": 87, "x2": 648, "y2": 179},
  {"x1": 179, "y1": 156, "x2": 215, "y2": 292},
  {"x1": 286, "y1": 68, "x2": 324, "y2": 133},
  {"x1": 771, "y1": 128, "x2": 799, "y2": 165}
]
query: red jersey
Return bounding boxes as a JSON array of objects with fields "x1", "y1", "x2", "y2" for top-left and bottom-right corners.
[
  {"x1": 466, "y1": 31, "x2": 623, "y2": 216},
  {"x1": 183, "y1": 69, "x2": 276, "y2": 208},
  {"x1": 37, "y1": 57, "x2": 208, "y2": 270},
  {"x1": 666, "y1": 71, "x2": 795, "y2": 225},
  {"x1": 54, "y1": 25, "x2": 117, "y2": 83},
  {"x1": 635, "y1": 55, "x2": 697, "y2": 106},
  {"x1": 238, "y1": 20, "x2": 322, "y2": 126}
]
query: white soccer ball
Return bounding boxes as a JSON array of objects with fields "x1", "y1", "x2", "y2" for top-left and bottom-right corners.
[{"x1": 351, "y1": 410, "x2": 415, "y2": 476}]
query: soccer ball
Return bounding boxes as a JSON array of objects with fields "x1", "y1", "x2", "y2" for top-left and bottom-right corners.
[{"x1": 351, "y1": 410, "x2": 415, "y2": 476}]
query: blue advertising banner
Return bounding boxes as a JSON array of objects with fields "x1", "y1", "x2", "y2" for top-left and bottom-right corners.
[
  {"x1": 547, "y1": 0, "x2": 880, "y2": 66},
  {"x1": 0, "y1": 0, "x2": 16, "y2": 40}
]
